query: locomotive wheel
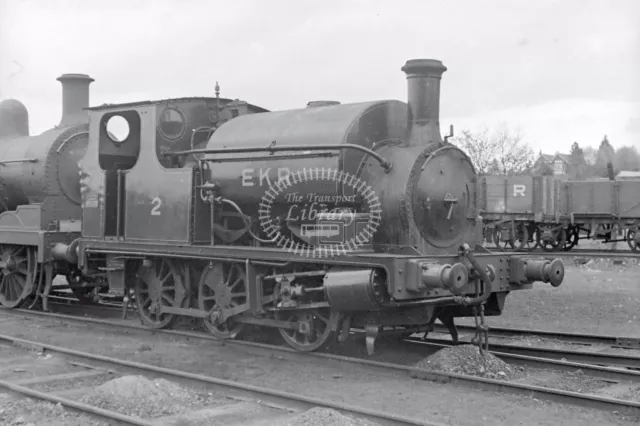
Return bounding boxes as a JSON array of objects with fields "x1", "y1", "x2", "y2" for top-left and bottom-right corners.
[
  {"x1": 277, "y1": 308, "x2": 334, "y2": 352},
  {"x1": 135, "y1": 258, "x2": 187, "y2": 329},
  {"x1": 536, "y1": 225, "x2": 567, "y2": 252},
  {"x1": 628, "y1": 230, "x2": 638, "y2": 252},
  {"x1": 197, "y1": 262, "x2": 247, "y2": 339},
  {"x1": 0, "y1": 245, "x2": 37, "y2": 308},
  {"x1": 563, "y1": 226, "x2": 579, "y2": 251}
]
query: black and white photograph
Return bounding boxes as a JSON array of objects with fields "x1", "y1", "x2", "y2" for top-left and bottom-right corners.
[{"x1": 0, "y1": 1, "x2": 639, "y2": 425}]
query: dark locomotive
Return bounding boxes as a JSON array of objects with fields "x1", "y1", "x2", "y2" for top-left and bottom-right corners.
[{"x1": 0, "y1": 58, "x2": 565, "y2": 355}]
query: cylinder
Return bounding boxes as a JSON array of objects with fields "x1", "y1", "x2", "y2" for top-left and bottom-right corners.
[
  {"x1": 323, "y1": 269, "x2": 387, "y2": 312},
  {"x1": 57, "y1": 73, "x2": 94, "y2": 127}
]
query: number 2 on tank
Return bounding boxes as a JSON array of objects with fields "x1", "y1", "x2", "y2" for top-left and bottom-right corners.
[{"x1": 151, "y1": 197, "x2": 162, "y2": 216}]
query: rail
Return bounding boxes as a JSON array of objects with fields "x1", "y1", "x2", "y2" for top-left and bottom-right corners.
[
  {"x1": 2, "y1": 307, "x2": 640, "y2": 417},
  {"x1": 433, "y1": 323, "x2": 640, "y2": 348},
  {"x1": 0, "y1": 330, "x2": 436, "y2": 426}
]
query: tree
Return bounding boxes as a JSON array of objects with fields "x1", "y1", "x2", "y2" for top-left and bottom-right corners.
[
  {"x1": 450, "y1": 128, "x2": 498, "y2": 175},
  {"x1": 594, "y1": 135, "x2": 616, "y2": 178},
  {"x1": 582, "y1": 146, "x2": 597, "y2": 165},
  {"x1": 569, "y1": 141, "x2": 588, "y2": 179},
  {"x1": 615, "y1": 146, "x2": 640, "y2": 171},
  {"x1": 451, "y1": 125, "x2": 535, "y2": 176},
  {"x1": 570, "y1": 142, "x2": 585, "y2": 164}
]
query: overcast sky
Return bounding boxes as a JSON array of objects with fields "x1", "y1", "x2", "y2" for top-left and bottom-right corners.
[{"x1": 1, "y1": 0, "x2": 639, "y2": 154}]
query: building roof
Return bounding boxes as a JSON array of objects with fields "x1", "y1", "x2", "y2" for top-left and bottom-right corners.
[
  {"x1": 534, "y1": 160, "x2": 553, "y2": 173},
  {"x1": 554, "y1": 153, "x2": 574, "y2": 164},
  {"x1": 616, "y1": 170, "x2": 640, "y2": 179},
  {"x1": 538, "y1": 152, "x2": 581, "y2": 166},
  {"x1": 87, "y1": 96, "x2": 270, "y2": 113}
]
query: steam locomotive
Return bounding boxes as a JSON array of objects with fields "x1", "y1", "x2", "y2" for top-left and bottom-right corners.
[{"x1": 0, "y1": 58, "x2": 565, "y2": 355}]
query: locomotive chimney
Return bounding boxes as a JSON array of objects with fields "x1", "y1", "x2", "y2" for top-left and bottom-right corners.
[
  {"x1": 57, "y1": 73, "x2": 94, "y2": 127},
  {"x1": 401, "y1": 59, "x2": 447, "y2": 144}
]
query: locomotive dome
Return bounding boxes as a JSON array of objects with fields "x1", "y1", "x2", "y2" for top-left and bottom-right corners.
[{"x1": 0, "y1": 98, "x2": 30, "y2": 139}]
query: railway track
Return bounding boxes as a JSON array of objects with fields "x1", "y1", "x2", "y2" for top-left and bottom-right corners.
[
  {"x1": 17, "y1": 300, "x2": 640, "y2": 366},
  {"x1": 487, "y1": 247, "x2": 640, "y2": 258},
  {"x1": 432, "y1": 323, "x2": 640, "y2": 349},
  {"x1": 406, "y1": 337, "x2": 640, "y2": 370},
  {"x1": 0, "y1": 333, "x2": 429, "y2": 426},
  {"x1": 1, "y1": 306, "x2": 640, "y2": 418},
  {"x1": 416, "y1": 326, "x2": 640, "y2": 370}
]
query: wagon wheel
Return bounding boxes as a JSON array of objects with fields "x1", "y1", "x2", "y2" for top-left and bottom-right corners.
[
  {"x1": 527, "y1": 226, "x2": 541, "y2": 251},
  {"x1": 493, "y1": 223, "x2": 529, "y2": 251},
  {"x1": 512, "y1": 223, "x2": 530, "y2": 251},
  {"x1": 492, "y1": 226, "x2": 513, "y2": 250},
  {"x1": 277, "y1": 308, "x2": 335, "y2": 352},
  {"x1": 597, "y1": 224, "x2": 614, "y2": 241},
  {"x1": 135, "y1": 258, "x2": 187, "y2": 329},
  {"x1": 627, "y1": 230, "x2": 638, "y2": 252},
  {"x1": 0, "y1": 245, "x2": 38, "y2": 308},
  {"x1": 198, "y1": 262, "x2": 247, "y2": 338},
  {"x1": 536, "y1": 225, "x2": 567, "y2": 252},
  {"x1": 563, "y1": 226, "x2": 579, "y2": 251}
]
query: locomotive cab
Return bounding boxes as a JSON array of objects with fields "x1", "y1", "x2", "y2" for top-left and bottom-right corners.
[{"x1": 79, "y1": 96, "x2": 267, "y2": 241}]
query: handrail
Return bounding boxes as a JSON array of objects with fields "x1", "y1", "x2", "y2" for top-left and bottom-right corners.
[
  {"x1": 163, "y1": 142, "x2": 393, "y2": 172},
  {"x1": 0, "y1": 158, "x2": 37, "y2": 166}
]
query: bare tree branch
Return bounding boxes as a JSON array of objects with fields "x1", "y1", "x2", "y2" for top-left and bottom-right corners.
[{"x1": 450, "y1": 124, "x2": 535, "y2": 176}]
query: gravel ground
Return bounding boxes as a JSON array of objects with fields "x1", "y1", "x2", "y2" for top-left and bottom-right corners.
[
  {"x1": 413, "y1": 345, "x2": 618, "y2": 398},
  {"x1": 27, "y1": 372, "x2": 116, "y2": 393},
  {"x1": 0, "y1": 397, "x2": 120, "y2": 426},
  {"x1": 274, "y1": 407, "x2": 381, "y2": 426},
  {"x1": 459, "y1": 262, "x2": 640, "y2": 337},
  {"x1": 620, "y1": 386, "x2": 640, "y2": 402},
  {"x1": 521, "y1": 369, "x2": 610, "y2": 394},
  {"x1": 78, "y1": 375, "x2": 232, "y2": 419},
  {"x1": 1, "y1": 314, "x2": 638, "y2": 426},
  {"x1": 0, "y1": 352, "x2": 79, "y2": 383},
  {"x1": 414, "y1": 344, "x2": 524, "y2": 380}
]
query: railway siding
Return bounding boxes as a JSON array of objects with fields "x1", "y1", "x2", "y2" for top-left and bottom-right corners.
[
  {"x1": 1, "y1": 307, "x2": 640, "y2": 425},
  {"x1": 0, "y1": 338, "x2": 412, "y2": 426},
  {"x1": 0, "y1": 346, "x2": 302, "y2": 426}
]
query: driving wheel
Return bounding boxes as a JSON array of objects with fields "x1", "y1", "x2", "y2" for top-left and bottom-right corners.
[
  {"x1": 198, "y1": 262, "x2": 247, "y2": 338},
  {"x1": 278, "y1": 308, "x2": 334, "y2": 352},
  {"x1": 135, "y1": 258, "x2": 187, "y2": 329},
  {"x1": 0, "y1": 245, "x2": 38, "y2": 308}
]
